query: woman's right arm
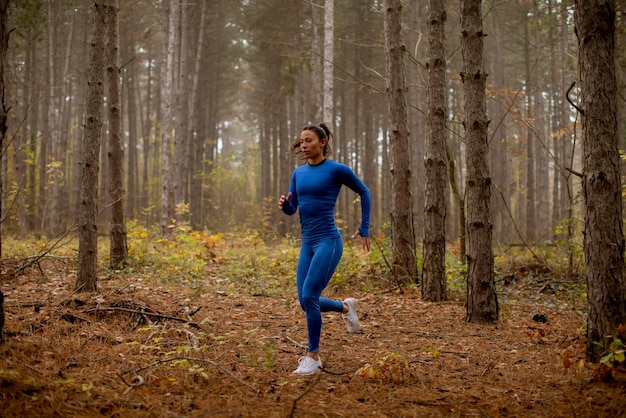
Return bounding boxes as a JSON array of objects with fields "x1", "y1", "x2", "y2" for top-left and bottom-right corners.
[{"x1": 279, "y1": 173, "x2": 298, "y2": 215}]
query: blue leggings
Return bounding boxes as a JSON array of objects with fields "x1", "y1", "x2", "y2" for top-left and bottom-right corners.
[{"x1": 297, "y1": 236, "x2": 344, "y2": 353}]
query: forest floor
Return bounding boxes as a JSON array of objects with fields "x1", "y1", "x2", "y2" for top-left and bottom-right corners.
[{"x1": 1, "y1": 239, "x2": 625, "y2": 417}]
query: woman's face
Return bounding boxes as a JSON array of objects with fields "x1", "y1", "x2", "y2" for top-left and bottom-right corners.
[{"x1": 299, "y1": 129, "x2": 326, "y2": 160}]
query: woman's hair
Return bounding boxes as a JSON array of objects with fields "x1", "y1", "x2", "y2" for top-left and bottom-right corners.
[{"x1": 291, "y1": 122, "x2": 334, "y2": 159}]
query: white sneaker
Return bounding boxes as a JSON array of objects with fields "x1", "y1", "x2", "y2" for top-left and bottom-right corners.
[
  {"x1": 293, "y1": 356, "x2": 322, "y2": 375},
  {"x1": 342, "y1": 298, "x2": 359, "y2": 333}
]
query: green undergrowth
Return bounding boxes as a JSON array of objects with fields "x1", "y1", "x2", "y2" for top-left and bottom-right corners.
[{"x1": 1, "y1": 223, "x2": 585, "y2": 305}]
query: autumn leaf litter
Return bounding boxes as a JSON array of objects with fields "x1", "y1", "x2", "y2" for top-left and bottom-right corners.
[{"x1": 1, "y1": 256, "x2": 625, "y2": 417}]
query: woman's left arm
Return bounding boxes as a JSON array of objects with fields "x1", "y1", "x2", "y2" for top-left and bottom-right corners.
[{"x1": 339, "y1": 164, "x2": 371, "y2": 251}]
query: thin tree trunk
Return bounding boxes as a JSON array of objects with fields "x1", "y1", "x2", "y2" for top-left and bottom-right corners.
[
  {"x1": 310, "y1": 1, "x2": 322, "y2": 122},
  {"x1": 26, "y1": 27, "x2": 38, "y2": 232},
  {"x1": 574, "y1": 0, "x2": 626, "y2": 362},
  {"x1": 461, "y1": 0, "x2": 498, "y2": 323},
  {"x1": 533, "y1": 0, "x2": 549, "y2": 239},
  {"x1": 15, "y1": 46, "x2": 26, "y2": 234},
  {"x1": 40, "y1": 0, "x2": 54, "y2": 234},
  {"x1": 56, "y1": 3, "x2": 76, "y2": 234},
  {"x1": 422, "y1": 0, "x2": 447, "y2": 301},
  {"x1": 71, "y1": 9, "x2": 90, "y2": 231},
  {"x1": 384, "y1": 0, "x2": 417, "y2": 284},
  {"x1": 160, "y1": 0, "x2": 177, "y2": 235},
  {"x1": 174, "y1": 0, "x2": 188, "y2": 214},
  {"x1": 106, "y1": 0, "x2": 127, "y2": 269},
  {"x1": 524, "y1": 12, "x2": 536, "y2": 243},
  {"x1": 488, "y1": 6, "x2": 510, "y2": 244},
  {"x1": 141, "y1": 56, "x2": 152, "y2": 219},
  {"x1": 323, "y1": 0, "x2": 334, "y2": 125},
  {"x1": 561, "y1": 5, "x2": 576, "y2": 271},
  {"x1": 47, "y1": 0, "x2": 60, "y2": 236},
  {"x1": 124, "y1": 38, "x2": 138, "y2": 219},
  {"x1": 0, "y1": 0, "x2": 9, "y2": 342},
  {"x1": 76, "y1": 1, "x2": 106, "y2": 293},
  {"x1": 446, "y1": 142, "x2": 465, "y2": 260},
  {"x1": 188, "y1": 0, "x2": 207, "y2": 230},
  {"x1": 407, "y1": 0, "x2": 425, "y2": 243}
]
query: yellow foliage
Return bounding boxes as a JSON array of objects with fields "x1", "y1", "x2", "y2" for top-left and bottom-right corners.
[{"x1": 356, "y1": 352, "x2": 409, "y2": 383}]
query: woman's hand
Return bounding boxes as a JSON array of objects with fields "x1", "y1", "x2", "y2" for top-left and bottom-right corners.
[
  {"x1": 351, "y1": 230, "x2": 371, "y2": 252},
  {"x1": 278, "y1": 192, "x2": 292, "y2": 210}
]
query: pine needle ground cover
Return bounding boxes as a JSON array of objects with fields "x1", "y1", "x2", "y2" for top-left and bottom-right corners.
[{"x1": 1, "y1": 229, "x2": 624, "y2": 417}]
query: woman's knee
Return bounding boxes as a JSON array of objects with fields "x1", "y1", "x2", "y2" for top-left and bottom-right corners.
[{"x1": 300, "y1": 291, "x2": 319, "y2": 313}]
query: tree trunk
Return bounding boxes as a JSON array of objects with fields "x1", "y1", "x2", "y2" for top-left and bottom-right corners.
[
  {"x1": 26, "y1": 27, "x2": 38, "y2": 232},
  {"x1": 14, "y1": 66, "x2": 26, "y2": 235},
  {"x1": 407, "y1": 0, "x2": 425, "y2": 243},
  {"x1": 0, "y1": 0, "x2": 9, "y2": 342},
  {"x1": 559, "y1": 5, "x2": 576, "y2": 271},
  {"x1": 533, "y1": 0, "x2": 550, "y2": 239},
  {"x1": 487, "y1": 6, "x2": 510, "y2": 244},
  {"x1": 323, "y1": 0, "x2": 334, "y2": 125},
  {"x1": 574, "y1": 0, "x2": 626, "y2": 362},
  {"x1": 310, "y1": 1, "x2": 322, "y2": 122},
  {"x1": 76, "y1": 1, "x2": 106, "y2": 293},
  {"x1": 461, "y1": 0, "x2": 498, "y2": 323},
  {"x1": 106, "y1": 0, "x2": 127, "y2": 270},
  {"x1": 384, "y1": 0, "x2": 417, "y2": 284},
  {"x1": 140, "y1": 54, "x2": 152, "y2": 218},
  {"x1": 422, "y1": 0, "x2": 447, "y2": 301},
  {"x1": 56, "y1": 5, "x2": 76, "y2": 235},
  {"x1": 160, "y1": 0, "x2": 177, "y2": 235},
  {"x1": 174, "y1": 0, "x2": 189, "y2": 216},
  {"x1": 188, "y1": 0, "x2": 207, "y2": 230},
  {"x1": 446, "y1": 143, "x2": 466, "y2": 260},
  {"x1": 124, "y1": 36, "x2": 138, "y2": 219},
  {"x1": 523, "y1": 11, "x2": 536, "y2": 243},
  {"x1": 39, "y1": 2, "x2": 54, "y2": 234},
  {"x1": 46, "y1": 0, "x2": 60, "y2": 236}
]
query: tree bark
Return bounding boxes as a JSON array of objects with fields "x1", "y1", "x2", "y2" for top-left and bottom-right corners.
[
  {"x1": 46, "y1": 0, "x2": 60, "y2": 236},
  {"x1": 174, "y1": 0, "x2": 189, "y2": 215},
  {"x1": 56, "y1": 4, "x2": 76, "y2": 236},
  {"x1": 323, "y1": 0, "x2": 334, "y2": 125},
  {"x1": 310, "y1": 1, "x2": 322, "y2": 122},
  {"x1": 0, "y1": 0, "x2": 9, "y2": 342},
  {"x1": 124, "y1": 34, "x2": 138, "y2": 219},
  {"x1": 422, "y1": 0, "x2": 447, "y2": 301},
  {"x1": 533, "y1": 0, "x2": 550, "y2": 239},
  {"x1": 407, "y1": 0, "x2": 425, "y2": 244},
  {"x1": 160, "y1": 0, "x2": 177, "y2": 235},
  {"x1": 574, "y1": 0, "x2": 626, "y2": 362},
  {"x1": 106, "y1": 0, "x2": 127, "y2": 270},
  {"x1": 25, "y1": 27, "x2": 38, "y2": 232},
  {"x1": 384, "y1": 0, "x2": 417, "y2": 284},
  {"x1": 523, "y1": 10, "x2": 536, "y2": 243},
  {"x1": 461, "y1": 0, "x2": 498, "y2": 323},
  {"x1": 188, "y1": 0, "x2": 207, "y2": 230},
  {"x1": 76, "y1": 1, "x2": 106, "y2": 293},
  {"x1": 487, "y1": 6, "x2": 510, "y2": 244}
]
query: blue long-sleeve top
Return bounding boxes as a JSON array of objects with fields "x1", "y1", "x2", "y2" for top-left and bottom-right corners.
[{"x1": 281, "y1": 159, "x2": 371, "y2": 243}]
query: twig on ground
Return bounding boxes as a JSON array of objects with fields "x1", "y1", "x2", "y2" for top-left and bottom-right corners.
[
  {"x1": 289, "y1": 375, "x2": 320, "y2": 418},
  {"x1": 117, "y1": 373, "x2": 145, "y2": 394},
  {"x1": 188, "y1": 306, "x2": 202, "y2": 317},
  {"x1": 125, "y1": 356, "x2": 259, "y2": 393},
  {"x1": 179, "y1": 325, "x2": 200, "y2": 349},
  {"x1": 83, "y1": 306, "x2": 200, "y2": 328},
  {"x1": 125, "y1": 375, "x2": 145, "y2": 394},
  {"x1": 284, "y1": 335, "x2": 306, "y2": 349},
  {"x1": 16, "y1": 359, "x2": 43, "y2": 375}
]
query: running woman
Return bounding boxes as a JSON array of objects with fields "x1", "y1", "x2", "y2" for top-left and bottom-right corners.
[{"x1": 279, "y1": 122, "x2": 371, "y2": 375}]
